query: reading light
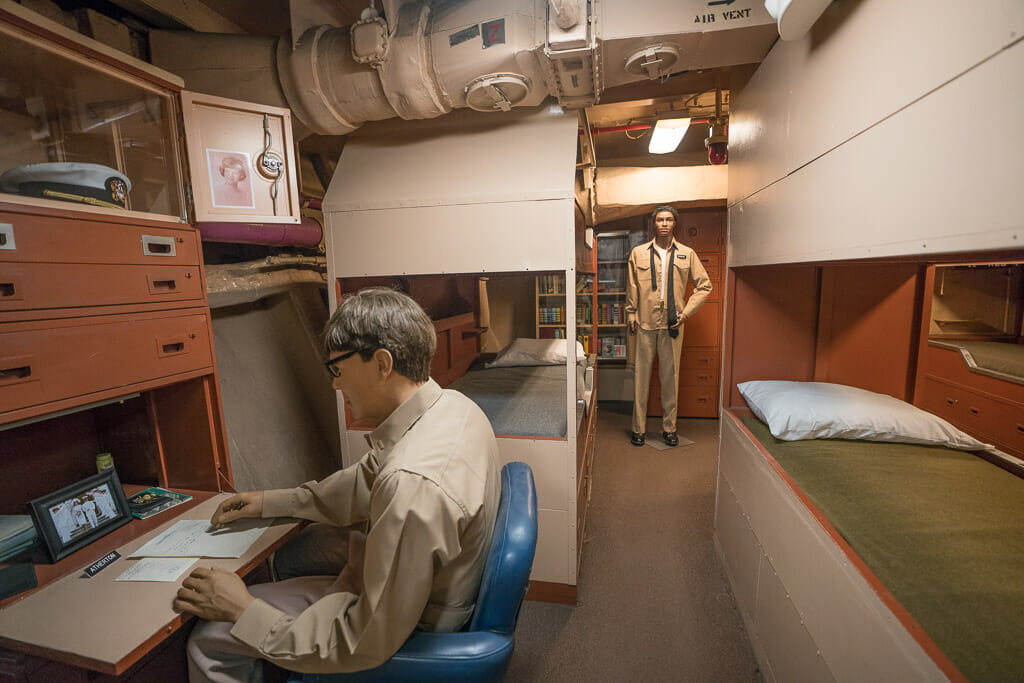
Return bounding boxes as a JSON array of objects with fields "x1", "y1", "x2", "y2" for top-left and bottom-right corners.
[{"x1": 648, "y1": 118, "x2": 691, "y2": 154}]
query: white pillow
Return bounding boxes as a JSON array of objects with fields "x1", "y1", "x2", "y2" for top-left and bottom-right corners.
[
  {"x1": 486, "y1": 338, "x2": 585, "y2": 368},
  {"x1": 736, "y1": 380, "x2": 992, "y2": 451}
]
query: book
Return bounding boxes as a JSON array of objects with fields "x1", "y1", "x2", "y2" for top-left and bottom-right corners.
[{"x1": 127, "y1": 487, "x2": 192, "y2": 520}]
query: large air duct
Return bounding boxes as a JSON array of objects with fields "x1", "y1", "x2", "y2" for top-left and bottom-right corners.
[{"x1": 151, "y1": 0, "x2": 778, "y2": 137}]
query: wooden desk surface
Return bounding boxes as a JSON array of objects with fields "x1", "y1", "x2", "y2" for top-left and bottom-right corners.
[{"x1": 0, "y1": 494, "x2": 301, "y2": 675}]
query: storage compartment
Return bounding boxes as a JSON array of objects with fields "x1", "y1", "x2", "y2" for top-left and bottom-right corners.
[
  {"x1": 928, "y1": 262, "x2": 1024, "y2": 339},
  {"x1": 0, "y1": 23, "x2": 185, "y2": 220},
  {"x1": 0, "y1": 309, "x2": 214, "y2": 418}
]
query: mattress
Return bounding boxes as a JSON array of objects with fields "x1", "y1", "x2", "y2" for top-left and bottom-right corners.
[
  {"x1": 449, "y1": 364, "x2": 571, "y2": 437},
  {"x1": 741, "y1": 416, "x2": 1024, "y2": 681}
]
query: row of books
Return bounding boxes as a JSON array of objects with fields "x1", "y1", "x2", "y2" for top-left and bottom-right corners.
[
  {"x1": 599, "y1": 335, "x2": 628, "y2": 358},
  {"x1": 541, "y1": 306, "x2": 595, "y2": 324},
  {"x1": 597, "y1": 303, "x2": 626, "y2": 325},
  {"x1": 540, "y1": 275, "x2": 596, "y2": 295}
]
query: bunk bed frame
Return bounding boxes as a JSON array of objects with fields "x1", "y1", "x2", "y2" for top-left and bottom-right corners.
[
  {"x1": 717, "y1": 1, "x2": 1024, "y2": 680},
  {"x1": 322, "y1": 107, "x2": 595, "y2": 602}
]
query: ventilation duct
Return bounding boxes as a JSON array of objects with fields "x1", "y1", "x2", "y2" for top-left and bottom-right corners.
[{"x1": 152, "y1": 0, "x2": 777, "y2": 137}]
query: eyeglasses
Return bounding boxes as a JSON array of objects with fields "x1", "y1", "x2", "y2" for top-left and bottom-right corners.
[{"x1": 324, "y1": 349, "x2": 359, "y2": 377}]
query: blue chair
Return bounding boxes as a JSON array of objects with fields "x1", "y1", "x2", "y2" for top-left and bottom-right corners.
[{"x1": 292, "y1": 461, "x2": 538, "y2": 683}]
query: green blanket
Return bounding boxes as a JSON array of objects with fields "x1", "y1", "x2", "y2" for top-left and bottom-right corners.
[{"x1": 741, "y1": 417, "x2": 1024, "y2": 682}]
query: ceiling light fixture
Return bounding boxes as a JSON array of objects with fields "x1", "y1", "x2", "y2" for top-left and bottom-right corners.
[{"x1": 648, "y1": 117, "x2": 691, "y2": 154}]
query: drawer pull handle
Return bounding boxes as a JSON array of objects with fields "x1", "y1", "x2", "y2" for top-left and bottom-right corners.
[
  {"x1": 1017, "y1": 424, "x2": 1024, "y2": 435},
  {"x1": 0, "y1": 365, "x2": 31, "y2": 380},
  {"x1": 142, "y1": 234, "x2": 176, "y2": 257},
  {"x1": 151, "y1": 279, "x2": 177, "y2": 291},
  {"x1": 162, "y1": 342, "x2": 185, "y2": 354},
  {"x1": 968, "y1": 407, "x2": 979, "y2": 416},
  {"x1": 698, "y1": 374, "x2": 711, "y2": 381},
  {"x1": 0, "y1": 282, "x2": 14, "y2": 297},
  {"x1": 0, "y1": 223, "x2": 14, "y2": 250},
  {"x1": 945, "y1": 397, "x2": 957, "y2": 407}
]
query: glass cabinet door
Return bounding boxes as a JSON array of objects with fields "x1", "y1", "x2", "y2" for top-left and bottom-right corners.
[{"x1": 0, "y1": 23, "x2": 184, "y2": 220}]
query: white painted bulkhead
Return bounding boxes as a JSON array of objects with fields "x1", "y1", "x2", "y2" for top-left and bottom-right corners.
[{"x1": 727, "y1": 0, "x2": 1024, "y2": 267}]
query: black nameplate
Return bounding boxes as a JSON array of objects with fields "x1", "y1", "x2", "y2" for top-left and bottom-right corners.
[{"x1": 85, "y1": 550, "x2": 121, "y2": 577}]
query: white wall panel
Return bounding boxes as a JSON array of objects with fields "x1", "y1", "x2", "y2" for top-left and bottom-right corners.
[
  {"x1": 730, "y1": 37, "x2": 1024, "y2": 266},
  {"x1": 496, "y1": 437, "x2": 572, "y2": 512},
  {"x1": 729, "y1": 0, "x2": 1024, "y2": 207},
  {"x1": 532, "y1": 508, "x2": 571, "y2": 584},
  {"x1": 328, "y1": 200, "x2": 571, "y2": 276}
]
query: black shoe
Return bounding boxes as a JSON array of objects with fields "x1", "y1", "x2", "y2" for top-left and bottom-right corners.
[
  {"x1": 663, "y1": 431, "x2": 679, "y2": 447},
  {"x1": 630, "y1": 432, "x2": 645, "y2": 447}
]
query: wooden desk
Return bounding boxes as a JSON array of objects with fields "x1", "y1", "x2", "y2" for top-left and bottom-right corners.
[{"x1": 0, "y1": 494, "x2": 301, "y2": 677}]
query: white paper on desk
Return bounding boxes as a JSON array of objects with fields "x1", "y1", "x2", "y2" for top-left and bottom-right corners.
[
  {"x1": 115, "y1": 557, "x2": 199, "y2": 582},
  {"x1": 129, "y1": 518, "x2": 271, "y2": 559}
]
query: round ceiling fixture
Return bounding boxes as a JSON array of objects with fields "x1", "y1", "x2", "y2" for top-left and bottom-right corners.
[
  {"x1": 464, "y1": 73, "x2": 532, "y2": 112},
  {"x1": 624, "y1": 44, "x2": 681, "y2": 80}
]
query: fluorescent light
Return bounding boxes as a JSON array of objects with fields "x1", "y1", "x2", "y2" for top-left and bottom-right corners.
[{"x1": 648, "y1": 118, "x2": 691, "y2": 154}]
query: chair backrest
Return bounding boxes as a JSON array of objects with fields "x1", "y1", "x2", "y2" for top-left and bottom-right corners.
[{"x1": 468, "y1": 461, "x2": 538, "y2": 634}]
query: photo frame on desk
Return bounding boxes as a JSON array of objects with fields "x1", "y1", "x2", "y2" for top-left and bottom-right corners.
[{"x1": 28, "y1": 469, "x2": 132, "y2": 562}]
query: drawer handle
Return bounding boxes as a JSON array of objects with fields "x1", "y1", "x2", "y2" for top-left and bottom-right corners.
[
  {"x1": 968, "y1": 407, "x2": 979, "y2": 416},
  {"x1": 142, "y1": 234, "x2": 176, "y2": 257},
  {"x1": 151, "y1": 279, "x2": 177, "y2": 291},
  {"x1": 1017, "y1": 424, "x2": 1024, "y2": 436},
  {"x1": 0, "y1": 223, "x2": 14, "y2": 250},
  {"x1": 945, "y1": 397, "x2": 957, "y2": 407},
  {"x1": 0, "y1": 364, "x2": 31, "y2": 380},
  {"x1": 156, "y1": 334, "x2": 189, "y2": 357},
  {"x1": 697, "y1": 374, "x2": 711, "y2": 381},
  {"x1": 1, "y1": 282, "x2": 15, "y2": 297}
]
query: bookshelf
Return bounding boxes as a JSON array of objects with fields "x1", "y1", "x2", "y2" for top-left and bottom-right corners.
[
  {"x1": 535, "y1": 273, "x2": 596, "y2": 354},
  {"x1": 595, "y1": 230, "x2": 644, "y2": 361}
]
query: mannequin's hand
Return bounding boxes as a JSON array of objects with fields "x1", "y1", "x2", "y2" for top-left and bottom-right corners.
[
  {"x1": 210, "y1": 491, "x2": 263, "y2": 529},
  {"x1": 173, "y1": 567, "x2": 254, "y2": 622},
  {"x1": 628, "y1": 321, "x2": 637, "y2": 334}
]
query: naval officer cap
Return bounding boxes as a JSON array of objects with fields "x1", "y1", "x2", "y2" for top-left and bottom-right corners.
[{"x1": 0, "y1": 162, "x2": 131, "y2": 209}]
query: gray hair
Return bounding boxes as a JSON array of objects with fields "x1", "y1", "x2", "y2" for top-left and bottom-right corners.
[
  {"x1": 323, "y1": 288, "x2": 436, "y2": 382},
  {"x1": 652, "y1": 205, "x2": 678, "y2": 221}
]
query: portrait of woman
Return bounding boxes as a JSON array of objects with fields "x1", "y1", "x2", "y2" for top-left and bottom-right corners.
[{"x1": 207, "y1": 149, "x2": 255, "y2": 209}]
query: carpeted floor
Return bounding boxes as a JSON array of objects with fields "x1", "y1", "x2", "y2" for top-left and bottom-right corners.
[{"x1": 505, "y1": 402, "x2": 762, "y2": 682}]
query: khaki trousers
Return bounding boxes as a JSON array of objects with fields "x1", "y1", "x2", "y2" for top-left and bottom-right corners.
[{"x1": 632, "y1": 326, "x2": 684, "y2": 434}]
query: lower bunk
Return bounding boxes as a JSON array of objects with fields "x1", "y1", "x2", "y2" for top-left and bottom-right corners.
[{"x1": 715, "y1": 409, "x2": 1024, "y2": 682}]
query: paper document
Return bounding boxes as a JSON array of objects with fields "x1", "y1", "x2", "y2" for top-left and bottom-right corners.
[
  {"x1": 116, "y1": 557, "x2": 198, "y2": 582},
  {"x1": 129, "y1": 518, "x2": 271, "y2": 559}
]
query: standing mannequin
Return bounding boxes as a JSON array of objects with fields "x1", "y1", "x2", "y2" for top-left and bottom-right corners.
[{"x1": 626, "y1": 206, "x2": 712, "y2": 446}]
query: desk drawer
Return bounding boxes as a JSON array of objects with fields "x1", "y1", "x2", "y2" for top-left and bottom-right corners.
[
  {"x1": 0, "y1": 211, "x2": 199, "y2": 266},
  {"x1": 0, "y1": 263, "x2": 204, "y2": 312},
  {"x1": 0, "y1": 311, "x2": 213, "y2": 414}
]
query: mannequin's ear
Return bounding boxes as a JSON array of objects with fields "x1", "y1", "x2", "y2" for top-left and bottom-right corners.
[{"x1": 374, "y1": 348, "x2": 394, "y2": 377}]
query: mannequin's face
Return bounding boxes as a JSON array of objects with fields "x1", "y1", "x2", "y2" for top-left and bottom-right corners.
[{"x1": 654, "y1": 211, "x2": 676, "y2": 240}]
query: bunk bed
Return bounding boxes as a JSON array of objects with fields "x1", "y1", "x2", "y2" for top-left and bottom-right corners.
[
  {"x1": 323, "y1": 106, "x2": 596, "y2": 602},
  {"x1": 716, "y1": 1, "x2": 1024, "y2": 680},
  {"x1": 726, "y1": 381, "x2": 1024, "y2": 681}
]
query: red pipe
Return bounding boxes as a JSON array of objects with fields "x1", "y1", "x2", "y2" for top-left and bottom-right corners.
[{"x1": 196, "y1": 216, "x2": 323, "y2": 247}]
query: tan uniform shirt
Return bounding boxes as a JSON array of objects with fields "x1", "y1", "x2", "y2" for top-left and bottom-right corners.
[
  {"x1": 230, "y1": 379, "x2": 501, "y2": 673},
  {"x1": 626, "y1": 239, "x2": 712, "y2": 330}
]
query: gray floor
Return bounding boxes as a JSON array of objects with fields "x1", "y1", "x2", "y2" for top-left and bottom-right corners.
[{"x1": 506, "y1": 403, "x2": 762, "y2": 682}]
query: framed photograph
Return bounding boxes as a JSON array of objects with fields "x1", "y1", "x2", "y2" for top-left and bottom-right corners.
[
  {"x1": 28, "y1": 469, "x2": 132, "y2": 562},
  {"x1": 206, "y1": 148, "x2": 255, "y2": 209}
]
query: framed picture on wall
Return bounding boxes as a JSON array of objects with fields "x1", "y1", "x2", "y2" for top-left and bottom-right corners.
[{"x1": 28, "y1": 469, "x2": 132, "y2": 562}]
